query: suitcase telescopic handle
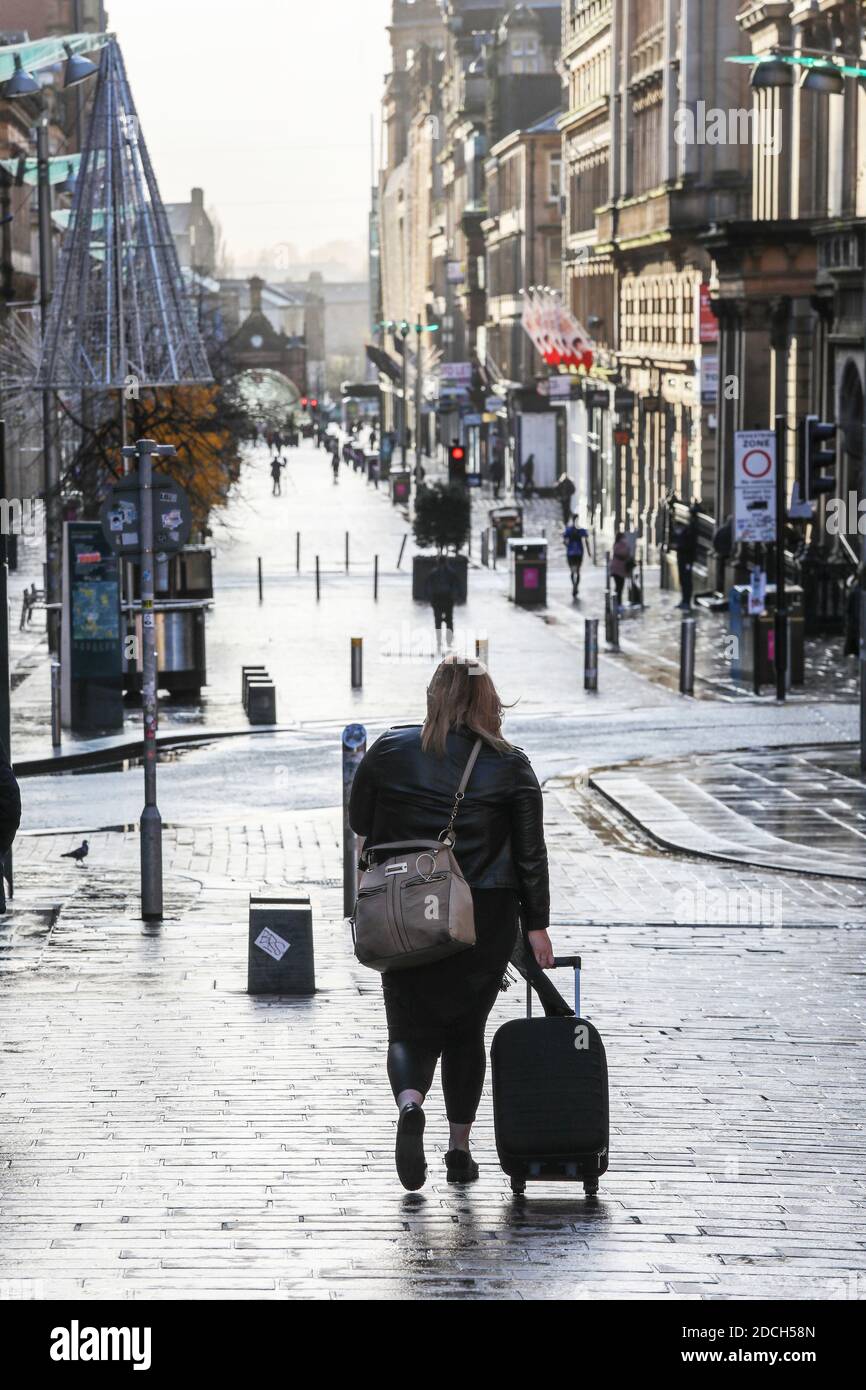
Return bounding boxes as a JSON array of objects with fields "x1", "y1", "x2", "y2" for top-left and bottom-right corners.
[{"x1": 526, "y1": 955, "x2": 582, "y2": 1018}]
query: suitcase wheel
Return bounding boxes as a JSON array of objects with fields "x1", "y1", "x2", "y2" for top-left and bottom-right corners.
[
  {"x1": 583, "y1": 1180, "x2": 599, "y2": 1199},
  {"x1": 510, "y1": 1177, "x2": 526, "y2": 1196}
]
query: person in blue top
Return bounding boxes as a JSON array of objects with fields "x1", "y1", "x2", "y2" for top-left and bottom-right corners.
[{"x1": 562, "y1": 513, "x2": 592, "y2": 597}]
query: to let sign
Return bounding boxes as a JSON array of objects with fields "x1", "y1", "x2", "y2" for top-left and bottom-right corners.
[{"x1": 734, "y1": 431, "x2": 776, "y2": 543}]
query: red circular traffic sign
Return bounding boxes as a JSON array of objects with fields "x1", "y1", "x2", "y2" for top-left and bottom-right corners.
[{"x1": 741, "y1": 448, "x2": 773, "y2": 479}]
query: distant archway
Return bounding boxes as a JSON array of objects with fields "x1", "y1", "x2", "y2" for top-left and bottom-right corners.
[{"x1": 226, "y1": 368, "x2": 301, "y2": 431}]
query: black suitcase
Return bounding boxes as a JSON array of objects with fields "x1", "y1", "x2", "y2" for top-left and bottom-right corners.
[{"x1": 491, "y1": 955, "x2": 609, "y2": 1199}]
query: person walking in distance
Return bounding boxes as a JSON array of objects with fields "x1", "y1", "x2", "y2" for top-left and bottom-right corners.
[
  {"x1": 348, "y1": 655, "x2": 553, "y2": 1190},
  {"x1": 425, "y1": 555, "x2": 460, "y2": 649},
  {"x1": 270, "y1": 455, "x2": 285, "y2": 496},
  {"x1": 673, "y1": 504, "x2": 700, "y2": 610},
  {"x1": 521, "y1": 453, "x2": 535, "y2": 500},
  {"x1": 554, "y1": 472, "x2": 576, "y2": 525},
  {"x1": 562, "y1": 514, "x2": 592, "y2": 598},
  {"x1": 609, "y1": 531, "x2": 630, "y2": 612},
  {"x1": 489, "y1": 451, "x2": 504, "y2": 501}
]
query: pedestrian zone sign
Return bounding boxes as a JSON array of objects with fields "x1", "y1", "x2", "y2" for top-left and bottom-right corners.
[{"x1": 734, "y1": 431, "x2": 776, "y2": 543}]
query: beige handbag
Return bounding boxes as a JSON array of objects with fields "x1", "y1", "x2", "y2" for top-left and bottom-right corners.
[{"x1": 351, "y1": 739, "x2": 483, "y2": 973}]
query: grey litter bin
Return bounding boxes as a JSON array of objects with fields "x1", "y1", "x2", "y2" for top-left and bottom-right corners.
[
  {"x1": 247, "y1": 680, "x2": 276, "y2": 724},
  {"x1": 248, "y1": 895, "x2": 315, "y2": 994}
]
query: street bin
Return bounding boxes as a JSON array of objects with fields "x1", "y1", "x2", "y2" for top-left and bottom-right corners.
[
  {"x1": 729, "y1": 584, "x2": 805, "y2": 691},
  {"x1": 508, "y1": 537, "x2": 547, "y2": 607},
  {"x1": 489, "y1": 506, "x2": 523, "y2": 559},
  {"x1": 391, "y1": 471, "x2": 411, "y2": 506},
  {"x1": 127, "y1": 602, "x2": 208, "y2": 698},
  {"x1": 248, "y1": 894, "x2": 315, "y2": 994},
  {"x1": 247, "y1": 679, "x2": 277, "y2": 724}
]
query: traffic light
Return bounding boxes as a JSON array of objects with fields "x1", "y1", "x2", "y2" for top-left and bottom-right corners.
[
  {"x1": 301, "y1": 396, "x2": 308, "y2": 408},
  {"x1": 448, "y1": 443, "x2": 466, "y2": 485},
  {"x1": 311, "y1": 398, "x2": 318, "y2": 409},
  {"x1": 805, "y1": 414, "x2": 837, "y2": 499}
]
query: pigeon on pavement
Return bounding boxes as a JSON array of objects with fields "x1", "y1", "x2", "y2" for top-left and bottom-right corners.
[{"x1": 61, "y1": 840, "x2": 89, "y2": 863}]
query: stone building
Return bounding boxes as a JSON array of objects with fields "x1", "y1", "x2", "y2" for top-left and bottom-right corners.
[
  {"x1": 560, "y1": 0, "x2": 750, "y2": 550},
  {"x1": 708, "y1": 0, "x2": 865, "y2": 622}
]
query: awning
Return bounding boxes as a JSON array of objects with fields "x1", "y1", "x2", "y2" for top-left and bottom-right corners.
[{"x1": 366, "y1": 344, "x2": 402, "y2": 384}]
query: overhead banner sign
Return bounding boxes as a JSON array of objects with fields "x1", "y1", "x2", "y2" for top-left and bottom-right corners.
[
  {"x1": 521, "y1": 288, "x2": 594, "y2": 372},
  {"x1": 734, "y1": 430, "x2": 776, "y2": 543}
]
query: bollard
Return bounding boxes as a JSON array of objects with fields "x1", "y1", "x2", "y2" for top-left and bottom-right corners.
[
  {"x1": 639, "y1": 558, "x2": 645, "y2": 610},
  {"x1": 258, "y1": 556, "x2": 263, "y2": 601},
  {"x1": 396, "y1": 534, "x2": 407, "y2": 569},
  {"x1": 373, "y1": 554, "x2": 379, "y2": 601},
  {"x1": 345, "y1": 530, "x2": 350, "y2": 574},
  {"x1": 248, "y1": 894, "x2": 315, "y2": 994},
  {"x1": 342, "y1": 723, "x2": 367, "y2": 917},
  {"x1": 350, "y1": 636, "x2": 363, "y2": 689},
  {"x1": 584, "y1": 618, "x2": 598, "y2": 691},
  {"x1": 475, "y1": 636, "x2": 489, "y2": 666},
  {"x1": 605, "y1": 591, "x2": 620, "y2": 652},
  {"x1": 592, "y1": 527, "x2": 598, "y2": 564},
  {"x1": 50, "y1": 660, "x2": 61, "y2": 748},
  {"x1": 481, "y1": 529, "x2": 489, "y2": 568},
  {"x1": 680, "y1": 615, "x2": 696, "y2": 696},
  {"x1": 315, "y1": 555, "x2": 320, "y2": 600},
  {"x1": 296, "y1": 531, "x2": 300, "y2": 573}
]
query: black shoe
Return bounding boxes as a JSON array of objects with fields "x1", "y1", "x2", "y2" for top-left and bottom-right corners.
[
  {"x1": 445, "y1": 1148, "x2": 479, "y2": 1184},
  {"x1": 395, "y1": 1103, "x2": 427, "y2": 1191}
]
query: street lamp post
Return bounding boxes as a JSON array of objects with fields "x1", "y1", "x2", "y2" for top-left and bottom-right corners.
[
  {"x1": 414, "y1": 315, "x2": 439, "y2": 483},
  {"x1": 398, "y1": 321, "x2": 409, "y2": 467},
  {"x1": 35, "y1": 118, "x2": 61, "y2": 655},
  {"x1": 122, "y1": 436, "x2": 177, "y2": 922}
]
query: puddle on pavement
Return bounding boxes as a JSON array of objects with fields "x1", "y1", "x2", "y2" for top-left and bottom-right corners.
[{"x1": 62, "y1": 745, "x2": 204, "y2": 777}]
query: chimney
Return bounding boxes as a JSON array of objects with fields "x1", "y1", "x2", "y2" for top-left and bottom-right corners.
[
  {"x1": 191, "y1": 186, "x2": 204, "y2": 210},
  {"x1": 249, "y1": 275, "x2": 264, "y2": 313}
]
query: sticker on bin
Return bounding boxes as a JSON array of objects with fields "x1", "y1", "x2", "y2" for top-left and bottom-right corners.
[
  {"x1": 523, "y1": 567, "x2": 540, "y2": 589},
  {"x1": 254, "y1": 927, "x2": 291, "y2": 962}
]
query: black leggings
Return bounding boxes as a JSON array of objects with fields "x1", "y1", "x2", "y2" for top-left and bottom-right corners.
[{"x1": 387, "y1": 1027, "x2": 488, "y2": 1125}]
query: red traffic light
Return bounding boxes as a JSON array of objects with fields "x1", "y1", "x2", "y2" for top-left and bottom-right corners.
[
  {"x1": 451, "y1": 446, "x2": 465, "y2": 461},
  {"x1": 301, "y1": 397, "x2": 308, "y2": 407},
  {"x1": 311, "y1": 399, "x2": 318, "y2": 408}
]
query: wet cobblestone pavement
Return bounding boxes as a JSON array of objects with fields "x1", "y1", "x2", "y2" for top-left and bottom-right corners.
[{"x1": 2, "y1": 783, "x2": 865, "y2": 1300}]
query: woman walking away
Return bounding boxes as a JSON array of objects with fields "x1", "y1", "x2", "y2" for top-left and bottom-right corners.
[
  {"x1": 348, "y1": 655, "x2": 553, "y2": 1191},
  {"x1": 609, "y1": 531, "x2": 630, "y2": 612}
]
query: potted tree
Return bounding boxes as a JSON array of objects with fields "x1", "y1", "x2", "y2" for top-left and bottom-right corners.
[{"x1": 411, "y1": 481, "x2": 471, "y2": 602}]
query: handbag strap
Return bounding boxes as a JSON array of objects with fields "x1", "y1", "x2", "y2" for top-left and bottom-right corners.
[{"x1": 439, "y1": 737, "x2": 483, "y2": 845}]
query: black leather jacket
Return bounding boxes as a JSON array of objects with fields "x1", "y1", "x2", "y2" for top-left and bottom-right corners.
[{"x1": 348, "y1": 725, "x2": 550, "y2": 931}]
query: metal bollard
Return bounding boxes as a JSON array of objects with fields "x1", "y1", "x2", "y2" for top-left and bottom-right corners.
[
  {"x1": 315, "y1": 555, "x2": 320, "y2": 600},
  {"x1": 350, "y1": 636, "x2": 363, "y2": 689},
  {"x1": 345, "y1": 530, "x2": 350, "y2": 573},
  {"x1": 680, "y1": 615, "x2": 696, "y2": 696},
  {"x1": 639, "y1": 559, "x2": 645, "y2": 610},
  {"x1": 50, "y1": 660, "x2": 61, "y2": 748},
  {"x1": 592, "y1": 527, "x2": 598, "y2": 564},
  {"x1": 475, "y1": 636, "x2": 489, "y2": 666},
  {"x1": 257, "y1": 556, "x2": 263, "y2": 601},
  {"x1": 296, "y1": 531, "x2": 301, "y2": 572},
  {"x1": 605, "y1": 591, "x2": 620, "y2": 651},
  {"x1": 396, "y1": 535, "x2": 407, "y2": 569},
  {"x1": 373, "y1": 554, "x2": 379, "y2": 600},
  {"x1": 584, "y1": 618, "x2": 598, "y2": 692},
  {"x1": 342, "y1": 723, "x2": 367, "y2": 917}
]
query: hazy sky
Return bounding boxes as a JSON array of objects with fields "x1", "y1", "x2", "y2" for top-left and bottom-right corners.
[{"x1": 107, "y1": 0, "x2": 392, "y2": 266}]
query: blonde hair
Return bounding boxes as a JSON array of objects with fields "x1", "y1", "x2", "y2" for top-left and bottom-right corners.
[{"x1": 421, "y1": 654, "x2": 514, "y2": 757}]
